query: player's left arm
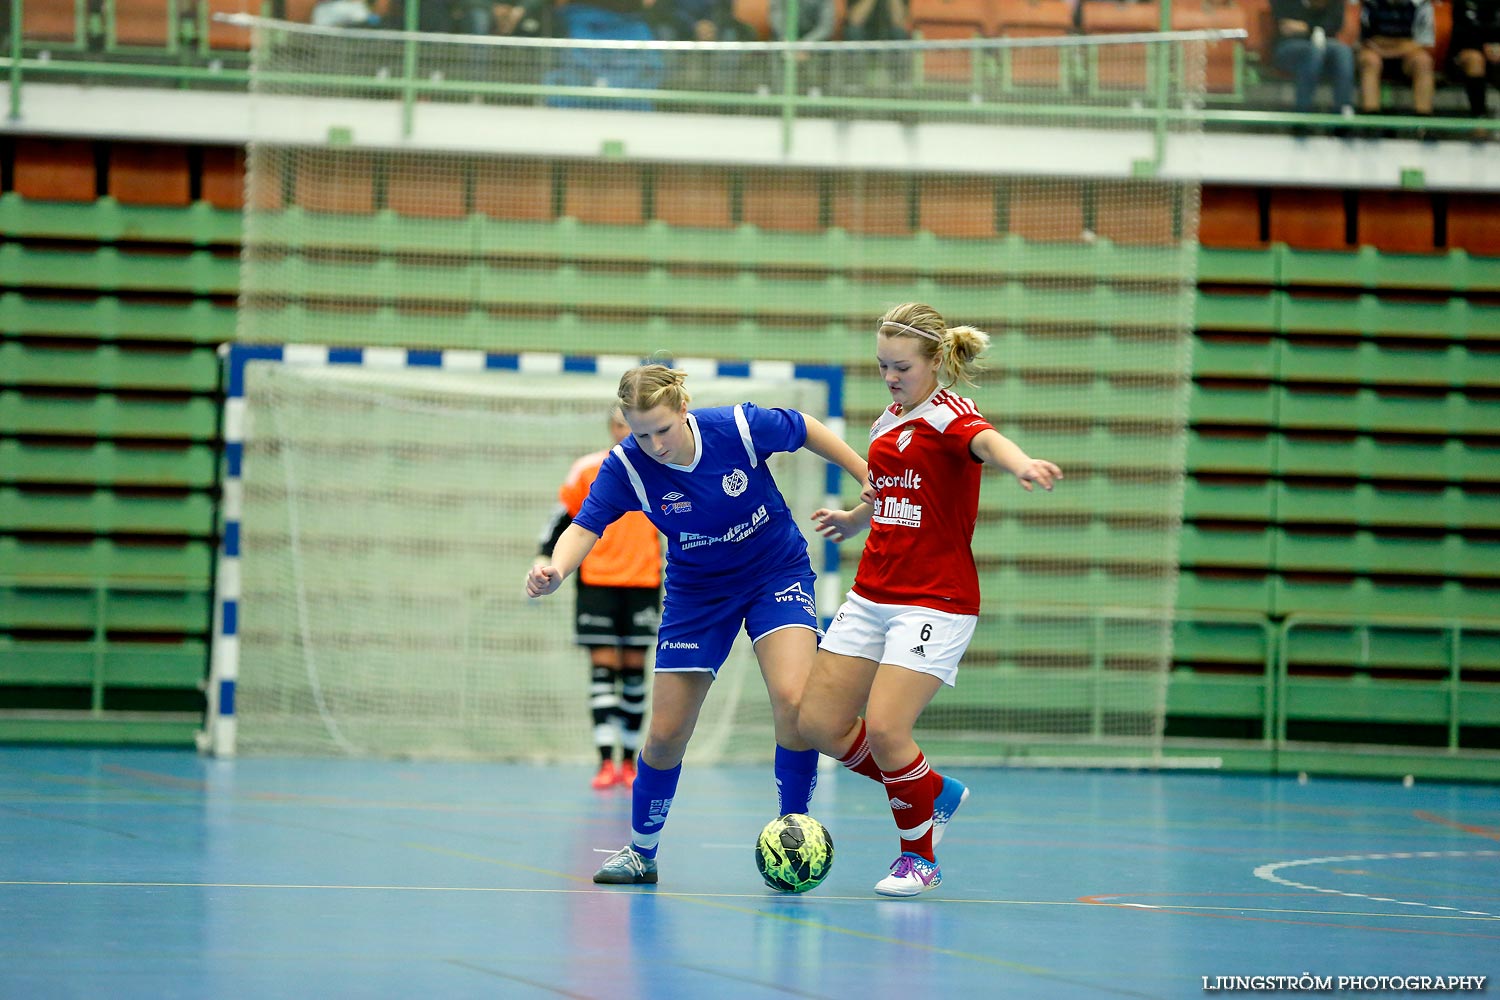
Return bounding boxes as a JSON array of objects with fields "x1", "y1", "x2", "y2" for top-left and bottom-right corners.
[
  {"x1": 799, "y1": 414, "x2": 869, "y2": 488},
  {"x1": 969, "y1": 428, "x2": 1063, "y2": 492}
]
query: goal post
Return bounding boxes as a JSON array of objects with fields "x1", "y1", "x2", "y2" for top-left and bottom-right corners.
[{"x1": 203, "y1": 344, "x2": 843, "y2": 760}]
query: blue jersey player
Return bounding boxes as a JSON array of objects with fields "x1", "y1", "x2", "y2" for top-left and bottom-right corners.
[{"x1": 526, "y1": 363, "x2": 868, "y2": 885}]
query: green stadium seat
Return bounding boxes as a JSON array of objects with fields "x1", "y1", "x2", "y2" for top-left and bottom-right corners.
[
  {"x1": 1186, "y1": 429, "x2": 1275, "y2": 474},
  {"x1": 1194, "y1": 290, "x2": 1279, "y2": 332},
  {"x1": 1180, "y1": 523, "x2": 1276, "y2": 568},
  {"x1": 0, "y1": 583, "x2": 210, "y2": 633},
  {"x1": 0, "y1": 441, "x2": 217, "y2": 488},
  {"x1": 1194, "y1": 334, "x2": 1275, "y2": 379},
  {"x1": 0, "y1": 342, "x2": 218, "y2": 392},
  {"x1": 0, "y1": 488, "x2": 214, "y2": 535},
  {"x1": 1278, "y1": 340, "x2": 1468, "y2": 388},
  {"x1": 1183, "y1": 475, "x2": 1275, "y2": 521},
  {"x1": 1189, "y1": 380, "x2": 1275, "y2": 426},
  {"x1": 1276, "y1": 481, "x2": 1452, "y2": 528},
  {"x1": 1176, "y1": 568, "x2": 1272, "y2": 613},
  {"x1": 1277, "y1": 433, "x2": 1500, "y2": 484},
  {"x1": 1272, "y1": 574, "x2": 1496, "y2": 617},
  {"x1": 0, "y1": 246, "x2": 238, "y2": 295},
  {"x1": 0, "y1": 537, "x2": 212, "y2": 583},
  {"x1": 0, "y1": 294, "x2": 235, "y2": 344},
  {"x1": 1277, "y1": 385, "x2": 1461, "y2": 435},
  {"x1": 0, "y1": 391, "x2": 219, "y2": 441},
  {"x1": 0, "y1": 640, "x2": 207, "y2": 690}
]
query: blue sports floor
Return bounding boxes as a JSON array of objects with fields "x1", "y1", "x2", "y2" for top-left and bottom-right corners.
[{"x1": 2, "y1": 747, "x2": 1498, "y2": 999}]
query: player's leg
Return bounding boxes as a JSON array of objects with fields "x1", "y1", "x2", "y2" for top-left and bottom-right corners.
[
  {"x1": 751, "y1": 624, "x2": 823, "y2": 815},
  {"x1": 799, "y1": 646, "x2": 881, "y2": 781},
  {"x1": 616, "y1": 644, "x2": 647, "y2": 788},
  {"x1": 594, "y1": 590, "x2": 735, "y2": 885},
  {"x1": 744, "y1": 571, "x2": 827, "y2": 815},
  {"x1": 593, "y1": 669, "x2": 713, "y2": 884},
  {"x1": 866, "y1": 606, "x2": 976, "y2": 897},
  {"x1": 613, "y1": 586, "x2": 659, "y2": 787},
  {"x1": 577, "y1": 581, "x2": 623, "y2": 788}
]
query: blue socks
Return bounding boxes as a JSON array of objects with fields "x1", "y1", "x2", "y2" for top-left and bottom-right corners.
[
  {"x1": 775, "y1": 745, "x2": 819, "y2": 816},
  {"x1": 629, "y1": 757, "x2": 681, "y2": 860}
]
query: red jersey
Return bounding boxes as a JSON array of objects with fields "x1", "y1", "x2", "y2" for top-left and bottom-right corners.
[{"x1": 851, "y1": 389, "x2": 994, "y2": 615}]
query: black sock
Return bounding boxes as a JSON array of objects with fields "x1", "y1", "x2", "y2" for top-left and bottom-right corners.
[
  {"x1": 591, "y1": 664, "x2": 618, "y2": 762},
  {"x1": 1468, "y1": 77, "x2": 1489, "y2": 117},
  {"x1": 616, "y1": 665, "x2": 646, "y2": 763}
]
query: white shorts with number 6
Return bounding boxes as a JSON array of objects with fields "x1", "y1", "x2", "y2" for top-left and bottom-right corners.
[{"x1": 819, "y1": 591, "x2": 977, "y2": 687}]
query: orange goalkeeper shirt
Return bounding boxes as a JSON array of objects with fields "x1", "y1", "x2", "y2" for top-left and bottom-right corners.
[{"x1": 560, "y1": 448, "x2": 662, "y2": 589}]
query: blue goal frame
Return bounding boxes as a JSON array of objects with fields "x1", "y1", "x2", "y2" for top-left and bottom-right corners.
[{"x1": 204, "y1": 343, "x2": 846, "y2": 756}]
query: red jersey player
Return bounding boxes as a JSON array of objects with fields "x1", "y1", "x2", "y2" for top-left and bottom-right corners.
[{"x1": 800, "y1": 301, "x2": 1062, "y2": 897}]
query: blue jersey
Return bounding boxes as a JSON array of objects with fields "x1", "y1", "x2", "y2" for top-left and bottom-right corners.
[{"x1": 573, "y1": 404, "x2": 811, "y2": 594}]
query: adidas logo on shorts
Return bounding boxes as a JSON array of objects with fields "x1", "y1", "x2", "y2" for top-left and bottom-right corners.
[{"x1": 909, "y1": 644, "x2": 926, "y2": 657}]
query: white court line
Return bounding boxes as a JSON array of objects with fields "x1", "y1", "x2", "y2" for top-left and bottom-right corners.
[
  {"x1": 1253, "y1": 849, "x2": 1500, "y2": 918},
  {"x1": 6, "y1": 880, "x2": 1500, "y2": 920}
]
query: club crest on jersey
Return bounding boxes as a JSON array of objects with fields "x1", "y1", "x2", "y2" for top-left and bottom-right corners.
[
  {"x1": 722, "y1": 468, "x2": 749, "y2": 497},
  {"x1": 898, "y1": 426, "x2": 914, "y2": 452}
]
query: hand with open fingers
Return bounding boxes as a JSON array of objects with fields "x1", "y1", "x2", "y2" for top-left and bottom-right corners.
[
  {"x1": 811, "y1": 507, "x2": 868, "y2": 543},
  {"x1": 1016, "y1": 459, "x2": 1063, "y2": 492},
  {"x1": 526, "y1": 564, "x2": 563, "y2": 598}
]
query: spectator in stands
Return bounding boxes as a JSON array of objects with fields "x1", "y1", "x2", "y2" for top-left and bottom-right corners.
[
  {"x1": 650, "y1": 0, "x2": 754, "y2": 89},
  {"x1": 1357, "y1": 0, "x2": 1436, "y2": 123},
  {"x1": 383, "y1": 0, "x2": 492, "y2": 32},
  {"x1": 653, "y1": 0, "x2": 752, "y2": 40},
  {"x1": 842, "y1": 0, "x2": 908, "y2": 84},
  {"x1": 1451, "y1": 0, "x2": 1500, "y2": 121},
  {"x1": 311, "y1": 0, "x2": 383, "y2": 27},
  {"x1": 769, "y1": 0, "x2": 838, "y2": 89},
  {"x1": 843, "y1": 0, "x2": 909, "y2": 41},
  {"x1": 769, "y1": 0, "x2": 838, "y2": 42},
  {"x1": 528, "y1": 0, "x2": 667, "y2": 108},
  {"x1": 1271, "y1": 0, "x2": 1356, "y2": 117}
]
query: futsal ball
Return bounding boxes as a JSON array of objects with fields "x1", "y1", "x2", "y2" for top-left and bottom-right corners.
[{"x1": 755, "y1": 813, "x2": 834, "y2": 893}]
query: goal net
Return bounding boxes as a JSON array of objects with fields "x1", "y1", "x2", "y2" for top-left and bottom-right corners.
[
  {"x1": 222, "y1": 18, "x2": 1220, "y2": 762},
  {"x1": 215, "y1": 352, "x2": 831, "y2": 761}
]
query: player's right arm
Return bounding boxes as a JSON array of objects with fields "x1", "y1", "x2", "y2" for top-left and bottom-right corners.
[
  {"x1": 811, "y1": 501, "x2": 872, "y2": 542},
  {"x1": 526, "y1": 523, "x2": 601, "y2": 597}
]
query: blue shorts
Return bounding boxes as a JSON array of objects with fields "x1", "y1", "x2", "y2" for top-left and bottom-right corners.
[{"x1": 655, "y1": 569, "x2": 821, "y2": 675}]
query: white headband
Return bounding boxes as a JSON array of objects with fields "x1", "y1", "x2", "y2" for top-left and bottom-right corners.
[{"x1": 880, "y1": 320, "x2": 941, "y2": 342}]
